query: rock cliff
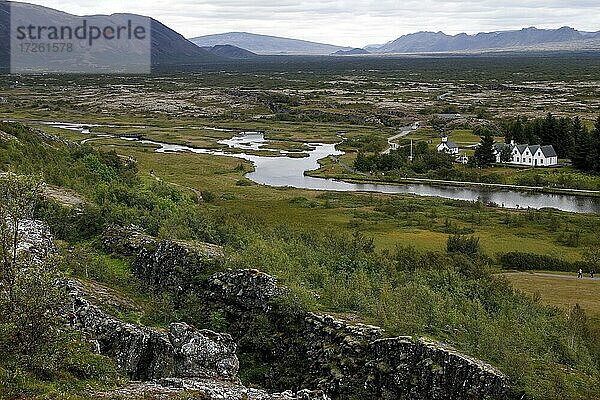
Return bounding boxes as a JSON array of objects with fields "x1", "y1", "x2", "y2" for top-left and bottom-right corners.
[
  {"x1": 104, "y1": 225, "x2": 224, "y2": 293},
  {"x1": 66, "y1": 280, "x2": 239, "y2": 381},
  {"x1": 20, "y1": 222, "x2": 325, "y2": 400},
  {"x1": 302, "y1": 313, "x2": 510, "y2": 399}
]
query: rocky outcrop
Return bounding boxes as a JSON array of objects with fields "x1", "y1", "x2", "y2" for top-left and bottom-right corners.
[
  {"x1": 20, "y1": 222, "x2": 329, "y2": 399},
  {"x1": 205, "y1": 269, "x2": 285, "y2": 312},
  {"x1": 94, "y1": 378, "x2": 329, "y2": 400},
  {"x1": 103, "y1": 225, "x2": 224, "y2": 292},
  {"x1": 66, "y1": 281, "x2": 238, "y2": 381},
  {"x1": 17, "y1": 219, "x2": 55, "y2": 262},
  {"x1": 102, "y1": 225, "x2": 161, "y2": 257},
  {"x1": 301, "y1": 313, "x2": 511, "y2": 399},
  {"x1": 370, "y1": 337, "x2": 509, "y2": 400}
]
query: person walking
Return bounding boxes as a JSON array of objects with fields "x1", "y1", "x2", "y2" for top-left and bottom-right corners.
[
  {"x1": 577, "y1": 268, "x2": 583, "y2": 279},
  {"x1": 591, "y1": 269, "x2": 595, "y2": 279}
]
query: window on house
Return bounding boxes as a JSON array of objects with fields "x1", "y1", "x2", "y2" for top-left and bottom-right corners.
[{"x1": 540, "y1": 159, "x2": 544, "y2": 164}]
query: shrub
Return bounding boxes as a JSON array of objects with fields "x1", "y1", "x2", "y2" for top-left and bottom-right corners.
[
  {"x1": 446, "y1": 234, "x2": 481, "y2": 255},
  {"x1": 498, "y1": 251, "x2": 584, "y2": 272},
  {"x1": 201, "y1": 190, "x2": 215, "y2": 202}
]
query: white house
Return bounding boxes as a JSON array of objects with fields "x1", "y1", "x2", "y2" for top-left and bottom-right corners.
[
  {"x1": 437, "y1": 135, "x2": 459, "y2": 155},
  {"x1": 455, "y1": 153, "x2": 469, "y2": 164},
  {"x1": 494, "y1": 141, "x2": 558, "y2": 167}
]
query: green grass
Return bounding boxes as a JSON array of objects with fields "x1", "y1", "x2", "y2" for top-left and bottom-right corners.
[
  {"x1": 86, "y1": 139, "x2": 600, "y2": 263},
  {"x1": 504, "y1": 272, "x2": 600, "y2": 317}
]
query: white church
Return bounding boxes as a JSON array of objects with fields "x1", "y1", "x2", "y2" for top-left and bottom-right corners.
[
  {"x1": 436, "y1": 135, "x2": 460, "y2": 155},
  {"x1": 493, "y1": 141, "x2": 558, "y2": 167}
]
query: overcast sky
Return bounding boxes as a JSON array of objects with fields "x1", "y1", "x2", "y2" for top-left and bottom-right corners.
[{"x1": 23, "y1": 0, "x2": 600, "y2": 47}]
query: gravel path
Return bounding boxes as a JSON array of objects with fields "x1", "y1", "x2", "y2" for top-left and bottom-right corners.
[{"x1": 502, "y1": 271, "x2": 599, "y2": 281}]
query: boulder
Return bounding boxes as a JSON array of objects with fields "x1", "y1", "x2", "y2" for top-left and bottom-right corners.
[
  {"x1": 205, "y1": 269, "x2": 285, "y2": 312},
  {"x1": 170, "y1": 322, "x2": 238, "y2": 380},
  {"x1": 67, "y1": 281, "x2": 238, "y2": 381}
]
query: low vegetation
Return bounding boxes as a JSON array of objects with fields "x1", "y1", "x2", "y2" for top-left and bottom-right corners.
[
  {"x1": 0, "y1": 173, "x2": 119, "y2": 399},
  {"x1": 1, "y1": 122, "x2": 599, "y2": 399},
  {"x1": 2, "y1": 55, "x2": 600, "y2": 399}
]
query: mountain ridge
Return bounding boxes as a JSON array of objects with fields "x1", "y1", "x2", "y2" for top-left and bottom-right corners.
[
  {"x1": 199, "y1": 44, "x2": 257, "y2": 59},
  {"x1": 374, "y1": 26, "x2": 600, "y2": 53},
  {"x1": 191, "y1": 32, "x2": 350, "y2": 55},
  {"x1": 0, "y1": 1, "x2": 225, "y2": 72}
]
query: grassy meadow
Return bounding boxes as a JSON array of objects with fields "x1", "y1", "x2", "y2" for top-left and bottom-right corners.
[{"x1": 505, "y1": 272, "x2": 600, "y2": 317}]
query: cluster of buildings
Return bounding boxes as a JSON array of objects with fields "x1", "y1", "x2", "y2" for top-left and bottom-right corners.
[{"x1": 436, "y1": 136, "x2": 558, "y2": 167}]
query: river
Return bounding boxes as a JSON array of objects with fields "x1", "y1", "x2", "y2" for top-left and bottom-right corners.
[{"x1": 34, "y1": 122, "x2": 600, "y2": 214}]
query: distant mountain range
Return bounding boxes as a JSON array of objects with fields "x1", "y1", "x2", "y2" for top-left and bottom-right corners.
[
  {"x1": 1, "y1": 1, "x2": 599, "y2": 74},
  {"x1": 332, "y1": 48, "x2": 370, "y2": 56},
  {"x1": 190, "y1": 32, "x2": 350, "y2": 55},
  {"x1": 372, "y1": 27, "x2": 600, "y2": 53},
  {"x1": 191, "y1": 27, "x2": 600, "y2": 55}
]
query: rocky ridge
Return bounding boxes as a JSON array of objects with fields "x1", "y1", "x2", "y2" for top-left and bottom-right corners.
[
  {"x1": 21, "y1": 221, "x2": 326, "y2": 400},
  {"x1": 67, "y1": 281, "x2": 327, "y2": 399},
  {"x1": 16, "y1": 220, "x2": 517, "y2": 399},
  {"x1": 105, "y1": 226, "x2": 517, "y2": 400}
]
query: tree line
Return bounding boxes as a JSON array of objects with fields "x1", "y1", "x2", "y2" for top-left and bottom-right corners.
[{"x1": 353, "y1": 141, "x2": 454, "y2": 174}]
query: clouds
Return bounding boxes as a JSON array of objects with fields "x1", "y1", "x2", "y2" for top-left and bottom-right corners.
[{"x1": 24, "y1": 0, "x2": 600, "y2": 47}]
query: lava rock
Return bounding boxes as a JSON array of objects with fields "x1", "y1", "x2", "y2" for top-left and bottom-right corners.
[
  {"x1": 17, "y1": 219, "x2": 55, "y2": 263},
  {"x1": 92, "y1": 378, "x2": 330, "y2": 400},
  {"x1": 170, "y1": 322, "x2": 239, "y2": 380},
  {"x1": 67, "y1": 283, "x2": 239, "y2": 382},
  {"x1": 205, "y1": 269, "x2": 285, "y2": 312}
]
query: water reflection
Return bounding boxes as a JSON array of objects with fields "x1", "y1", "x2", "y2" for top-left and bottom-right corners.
[{"x1": 40, "y1": 122, "x2": 600, "y2": 214}]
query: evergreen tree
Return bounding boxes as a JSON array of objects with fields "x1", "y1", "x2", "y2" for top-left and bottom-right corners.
[
  {"x1": 572, "y1": 128, "x2": 591, "y2": 170},
  {"x1": 555, "y1": 116, "x2": 574, "y2": 158},
  {"x1": 588, "y1": 115, "x2": 600, "y2": 172},
  {"x1": 570, "y1": 116, "x2": 584, "y2": 159},
  {"x1": 500, "y1": 145, "x2": 513, "y2": 163},
  {"x1": 541, "y1": 113, "x2": 558, "y2": 145},
  {"x1": 353, "y1": 152, "x2": 372, "y2": 172},
  {"x1": 474, "y1": 135, "x2": 496, "y2": 167}
]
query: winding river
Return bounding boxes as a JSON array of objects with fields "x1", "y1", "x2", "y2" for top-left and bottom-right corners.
[{"x1": 35, "y1": 122, "x2": 600, "y2": 214}]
